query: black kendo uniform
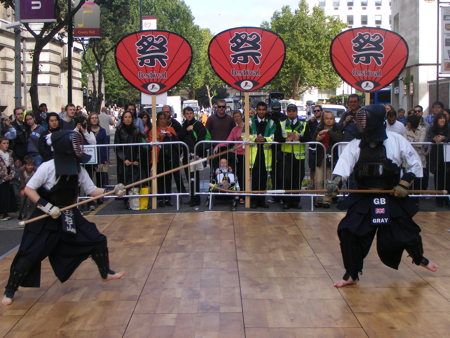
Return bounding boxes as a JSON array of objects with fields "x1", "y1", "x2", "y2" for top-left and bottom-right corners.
[
  {"x1": 331, "y1": 104, "x2": 432, "y2": 283},
  {"x1": 4, "y1": 131, "x2": 115, "y2": 300}
]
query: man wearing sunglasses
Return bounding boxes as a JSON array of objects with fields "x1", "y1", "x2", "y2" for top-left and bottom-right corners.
[{"x1": 206, "y1": 99, "x2": 235, "y2": 142}]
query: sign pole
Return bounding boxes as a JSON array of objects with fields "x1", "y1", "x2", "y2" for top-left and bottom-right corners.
[
  {"x1": 365, "y1": 92, "x2": 370, "y2": 105},
  {"x1": 151, "y1": 94, "x2": 158, "y2": 209},
  {"x1": 244, "y1": 92, "x2": 250, "y2": 209}
]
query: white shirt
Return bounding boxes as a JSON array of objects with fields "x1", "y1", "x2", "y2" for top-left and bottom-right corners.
[
  {"x1": 386, "y1": 120, "x2": 406, "y2": 137},
  {"x1": 26, "y1": 160, "x2": 97, "y2": 195},
  {"x1": 333, "y1": 131, "x2": 423, "y2": 179}
]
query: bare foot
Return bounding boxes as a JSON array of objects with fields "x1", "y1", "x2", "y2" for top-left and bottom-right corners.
[
  {"x1": 333, "y1": 277, "x2": 357, "y2": 288},
  {"x1": 2, "y1": 295, "x2": 13, "y2": 306},
  {"x1": 421, "y1": 261, "x2": 439, "y2": 272},
  {"x1": 102, "y1": 271, "x2": 125, "y2": 282}
]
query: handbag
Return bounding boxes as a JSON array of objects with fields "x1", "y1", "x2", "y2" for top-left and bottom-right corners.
[{"x1": 128, "y1": 187, "x2": 140, "y2": 210}]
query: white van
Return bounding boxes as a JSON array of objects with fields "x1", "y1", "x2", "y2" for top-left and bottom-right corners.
[{"x1": 320, "y1": 104, "x2": 346, "y2": 122}]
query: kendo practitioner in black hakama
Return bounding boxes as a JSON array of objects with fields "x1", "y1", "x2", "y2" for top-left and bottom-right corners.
[
  {"x1": 327, "y1": 104, "x2": 438, "y2": 288},
  {"x1": 2, "y1": 130, "x2": 126, "y2": 305}
]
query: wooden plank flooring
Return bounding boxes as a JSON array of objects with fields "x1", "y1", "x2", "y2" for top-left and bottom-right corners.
[{"x1": 0, "y1": 211, "x2": 449, "y2": 337}]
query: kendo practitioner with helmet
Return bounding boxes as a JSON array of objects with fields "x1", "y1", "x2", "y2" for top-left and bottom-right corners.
[
  {"x1": 2, "y1": 130, "x2": 126, "y2": 305},
  {"x1": 327, "y1": 104, "x2": 438, "y2": 288}
]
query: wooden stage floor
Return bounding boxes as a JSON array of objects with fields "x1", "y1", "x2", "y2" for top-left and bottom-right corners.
[{"x1": 1, "y1": 211, "x2": 449, "y2": 337}]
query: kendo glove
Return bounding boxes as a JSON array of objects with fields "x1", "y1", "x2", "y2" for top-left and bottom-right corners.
[
  {"x1": 326, "y1": 175, "x2": 342, "y2": 199},
  {"x1": 393, "y1": 173, "x2": 415, "y2": 198},
  {"x1": 113, "y1": 183, "x2": 126, "y2": 198},
  {"x1": 37, "y1": 198, "x2": 61, "y2": 219}
]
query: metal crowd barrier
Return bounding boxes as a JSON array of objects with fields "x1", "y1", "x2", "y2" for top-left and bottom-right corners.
[
  {"x1": 78, "y1": 140, "x2": 449, "y2": 211},
  {"x1": 330, "y1": 141, "x2": 450, "y2": 198},
  {"x1": 79, "y1": 141, "x2": 190, "y2": 210},
  {"x1": 193, "y1": 140, "x2": 327, "y2": 210}
]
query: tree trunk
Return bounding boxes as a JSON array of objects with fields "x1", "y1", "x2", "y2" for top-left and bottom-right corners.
[
  {"x1": 29, "y1": 42, "x2": 45, "y2": 113},
  {"x1": 95, "y1": 64, "x2": 103, "y2": 114},
  {"x1": 205, "y1": 84, "x2": 213, "y2": 109}
]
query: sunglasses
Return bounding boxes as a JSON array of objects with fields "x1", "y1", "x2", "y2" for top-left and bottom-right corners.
[
  {"x1": 217, "y1": 105, "x2": 226, "y2": 108},
  {"x1": 313, "y1": 109, "x2": 322, "y2": 112},
  {"x1": 414, "y1": 110, "x2": 422, "y2": 113}
]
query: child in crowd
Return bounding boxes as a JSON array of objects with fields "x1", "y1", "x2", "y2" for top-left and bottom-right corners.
[
  {"x1": 0, "y1": 137, "x2": 16, "y2": 220},
  {"x1": 18, "y1": 155, "x2": 36, "y2": 220},
  {"x1": 213, "y1": 158, "x2": 240, "y2": 210}
]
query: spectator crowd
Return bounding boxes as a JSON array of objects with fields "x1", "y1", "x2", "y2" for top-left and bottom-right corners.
[{"x1": 0, "y1": 96, "x2": 449, "y2": 220}]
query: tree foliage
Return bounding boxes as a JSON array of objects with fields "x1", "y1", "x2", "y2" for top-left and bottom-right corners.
[{"x1": 263, "y1": 0, "x2": 346, "y2": 99}]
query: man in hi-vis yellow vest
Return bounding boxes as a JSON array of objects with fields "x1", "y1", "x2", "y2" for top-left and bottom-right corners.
[
  {"x1": 249, "y1": 102, "x2": 277, "y2": 208},
  {"x1": 275, "y1": 104, "x2": 311, "y2": 209}
]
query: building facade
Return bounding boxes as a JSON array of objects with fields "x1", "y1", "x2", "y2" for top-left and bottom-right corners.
[
  {"x1": 391, "y1": 0, "x2": 442, "y2": 113},
  {"x1": 0, "y1": 7, "x2": 83, "y2": 116}
]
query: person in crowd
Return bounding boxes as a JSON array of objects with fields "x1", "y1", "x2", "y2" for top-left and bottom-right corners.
[
  {"x1": 0, "y1": 137, "x2": 16, "y2": 221},
  {"x1": 397, "y1": 108, "x2": 407, "y2": 125},
  {"x1": 306, "y1": 104, "x2": 323, "y2": 188},
  {"x1": 36, "y1": 103, "x2": 48, "y2": 127},
  {"x1": 18, "y1": 155, "x2": 36, "y2": 220},
  {"x1": 426, "y1": 101, "x2": 444, "y2": 126},
  {"x1": 114, "y1": 111, "x2": 141, "y2": 208},
  {"x1": 249, "y1": 102, "x2": 277, "y2": 209},
  {"x1": 212, "y1": 157, "x2": 240, "y2": 211},
  {"x1": 38, "y1": 112, "x2": 61, "y2": 162},
  {"x1": 215, "y1": 110, "x2": 245, "y2": 203},
  {"x1": 162, "y1": 105, "x2": 186, "y2": 194},
  {"x1": 206, "y1": 99, "x2": 235, "y2": 141},
  {"x1": 275, "y1": 104, "x2": 310, "y2": 209},
  {"x1": 11, "y1": 107, "x2": 27, "y2": 165},
  {"x1": 87, "y1": 113, "x2": 110, "y2": 187},
  {"x1": 98, "y1": 107, "x2": 115, "y2": 137},
  {"x1": 117, "y1": 103, "x2": 144, "y2": 134},
  {"x1": 208, "y1": 99, "x2": 236, "y2": 178},
  {"x1": 25, "y1": 112, "x2": 45, "y2": 167},
  {"x1": 138, "y1": 111, "x2": 152, "y2": 179},
  {"x1": 427, "y1": 112, "x2": 449, "y2": 207},
  {"x1": 148, "y1": 112, "x2": 178, "y2": 207},
  {"x1": 339, "y1": 94, "x2": 361, "y2": 141},
  {"x1": 61, "y1": 104, "x2": 77, "y2": 130},
  {"x1": 405, "y1": 114, "x2": 429, "y2": 191},
  {"x1": 180, "y1": 106, "x2": 207, "y2": 207},
  {"x1": 1, "y1": 130, "x2": 125, "y2": 306},
  {"x1": 386, "y1": 109, "x2": 406, "y2": 137},
  {"x1": 327, "y1": 104, "x2": 438, "y2": 288},
  {"x1": 313, "y1": 110, "x2": 343, "y2": 208},
  {"x1": 1, "y1": 116, "x2": 16, "y2": 140}
]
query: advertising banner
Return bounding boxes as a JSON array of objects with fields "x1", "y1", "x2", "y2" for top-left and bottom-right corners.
[
  {"x1": 20, "y1": 0, "x2": 56, "y2": 23},
  {"x1": 441, "y1": 6, "x2": 450, "y2": 74},
  {"x1": 330, "y1": 27, "x2": 408, "y2": 92},
  {"x1": 74, "y1": 1, "x2": 100, "y2": 38},
  {"x1": 115, "y1": 30, "x2": 192, "y2": 95},
  {"x1": 208, "y1": 27, "x2": 285, "y2": 92}
]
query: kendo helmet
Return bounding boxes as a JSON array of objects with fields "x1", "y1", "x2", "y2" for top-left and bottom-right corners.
[
  {"x1": 355, "y1": 104, "x2": 387, "y2": 143},
  {"x1": 51, "y1": 130, "x2": 91, "y2": 175}
]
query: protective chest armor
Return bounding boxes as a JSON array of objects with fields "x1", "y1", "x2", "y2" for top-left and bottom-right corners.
[
  {"x1": 353, "y1": 142, "x2": 400, "y2": 189},
  {"x1": 37, "y1": 175, "x2": 79, "y2": 207}
]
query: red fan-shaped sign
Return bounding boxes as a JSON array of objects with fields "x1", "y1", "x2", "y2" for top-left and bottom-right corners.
[
  {"x1": 115, "y1": 30, "x2": 192, "y2": 95},
  {"x1": 208, "y1": 27, "x2": 285, "y2": 92},
  {"x1": 330, "y1": 27, "x2": 408, "y2": 92}
]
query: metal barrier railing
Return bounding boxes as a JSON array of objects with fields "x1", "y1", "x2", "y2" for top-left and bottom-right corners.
[
  {"x1": 193, "y1": 140, "x2": 327, "y2": 210},
  {"x1": 79, "y1": 141, "x2": 190, "y2": 210},
  {"x1": 77, "y1": 139, "x2": 449, "y2": 211},
  {"x1": 330, "y1": 141, "x2": 450, "y2": 198}
]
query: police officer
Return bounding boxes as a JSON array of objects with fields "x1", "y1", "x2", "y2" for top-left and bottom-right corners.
[
  {"x1": 327, "y1": 104, "x2": 438, "y2": 288},
  {"x1": 275, "y1": 104, "x2": 310, "y2": 209}
]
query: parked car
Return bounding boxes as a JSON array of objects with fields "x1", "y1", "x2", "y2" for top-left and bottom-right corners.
[{"x1": 320, "y1": 104, "x2": 346, "y2": 122}]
